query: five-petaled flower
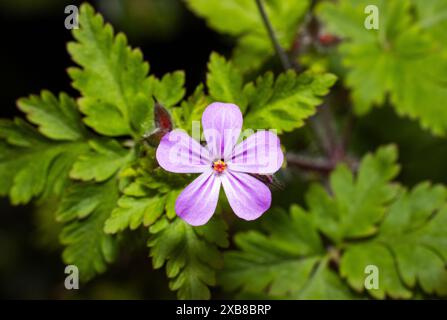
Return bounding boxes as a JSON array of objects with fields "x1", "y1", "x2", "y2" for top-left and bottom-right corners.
[{"x1": 156, "y1": 102, "x2": 284, "y2": 226}]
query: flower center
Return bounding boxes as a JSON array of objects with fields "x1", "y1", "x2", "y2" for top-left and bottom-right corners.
[{"x1": 212, "y1": 160, "x2": 227, "y2": 173}]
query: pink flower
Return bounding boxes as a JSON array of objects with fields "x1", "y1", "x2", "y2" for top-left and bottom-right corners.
[{"x1": 156, "y1": 102, "x2": 284, "y2": 226}]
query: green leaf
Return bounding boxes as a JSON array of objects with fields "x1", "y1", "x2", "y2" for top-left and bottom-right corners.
[
  {"x1": 220, "y1": 206, "x2": 355, "y2": 299},
  {"x1": 185, "y1": 0, "x2": 310, "y2": 72},
  {"x1": 172, "y1": 84, "x2": 211, "y2": 133},
  {"x1": 232, "y1": 34, "x2": 273, "y2": 73},
  {"x1": 104, "y1": 195, "x2": 166, "y2": 233},
  {"x1": 318, "y1": 0, "x2": 447, "y2": 135},
  {"x1": 206, "y1": 53, "x2": 247, "y2": 109},
  {"x1": 296, "y1": 259, "x2": 356, "y2": 300},
  {"x1": 57, "y1": 179, "x2": 119, "y2": 282},
  {"x1": 0, "y1": 92, "x2": 89, "y2": 204},
  {"x1": 203, "y1": 54, "x2": 336, "y2": 133},
  {"x1": 412, "y1": 0, "x2": 447, "y2": 44},
  {"x1": 243, "y1": 70, "x2": 337, "y2": 132},
  {"x1": 340, "y1": 243, "x2": 411, "y2": 299},
  {"x1": 165, "y1": 190, "x2": 181, "y2": 219},
  {"x1": 104, "y1": 159, "x2": 187, "y2": 233},
  {"x1": 308, "y1": 145, "x2": 400, "y2": 242},
  {"x1": 70, "y1": 139, "x2": 132, "y2": 182},
  {"x1": 149, "y1": 71, "x2": 186, "y2": 108},
  {"x1": 0, "y1": 91, "x2": 91, "y2": 204},
  {"x1": 148, "y1": 216, "x2": 228, "y2": 299},
  {"x1": 222, "y1": 145, "x2": 447, "y2": 299},
  {"x1": 341, "y1": 182, "x2": 447, "y2": 298},
  {"x1": 76, "y1": 99, "x2": 133, "y2": 137},
  {"x1": 121, "y1": 163, "x2": 190, "y2": 195},
  {"x1": 67, "y1": 3, "x2": 153, "y2": 137},
  {"x1": 17, "y1": 91, "x2": 87, "y2": 141}
]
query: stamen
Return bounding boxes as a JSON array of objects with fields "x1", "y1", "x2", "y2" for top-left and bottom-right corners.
[{"x1": 212, "y1": 159, "x2": 227, "y2": 173}]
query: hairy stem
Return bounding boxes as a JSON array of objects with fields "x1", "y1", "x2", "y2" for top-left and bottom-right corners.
[
  {"x1": 255, "y1": 0, "x2": 292, "y2": 70},
  {"x1": 256, "y1": 0, "x2": 345, "y2": 169},
  {"x1": 286, "y1": 153, "x2": 334, "y2": 173}
]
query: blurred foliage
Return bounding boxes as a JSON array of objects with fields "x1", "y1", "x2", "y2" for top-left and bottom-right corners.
[
  {"x1": 184, "y1": 0, "x2": 310, "y2": 73},
  {"x1": 0, "y1": 0, "x2": 64, "y2": 15},
  {"x1": 222, "y1": 147, "x2": 447, "y2": 299},
  {"x1": 98, "y1": 0, "x2": 184, "y2": 40},
  {"x1": 318, "y1": 0, "x2": 447, "y2": 135}
]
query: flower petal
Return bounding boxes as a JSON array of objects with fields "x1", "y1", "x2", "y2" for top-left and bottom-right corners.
[
  {"x1": 175, "y1": 170, "x2": 221, "y2": 226},
  {"x1": 202, "y1": 102, "x2": 242, "y2": 159},
  {"x1": 228, "y1": 130, "x2": 284, "y2": 174},
  {"x1": 156, "y1": 129, "x2": 211, "y2": 173},
  {"x1": 221, "y1": 170, "x2": 271, "y2": 221}
]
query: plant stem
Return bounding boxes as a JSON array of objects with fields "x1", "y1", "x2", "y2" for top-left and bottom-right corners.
[
  {"x1": 286, "y1": 153, "x2": 334, "y2": 173},
  {"x1": 341, "y1": 109, "x2": 355, "y2": 152},
  {"x1": 255, "y1": 0, "x2": 345, "y2": 169},
  {"x1": 255, "y1": 0, "x2": 292, "y2": 70}
]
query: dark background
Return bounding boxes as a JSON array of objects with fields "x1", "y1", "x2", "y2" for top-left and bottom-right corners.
[{"x1": 1, "y1": 0, "x2": 446, "y2": 299}]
